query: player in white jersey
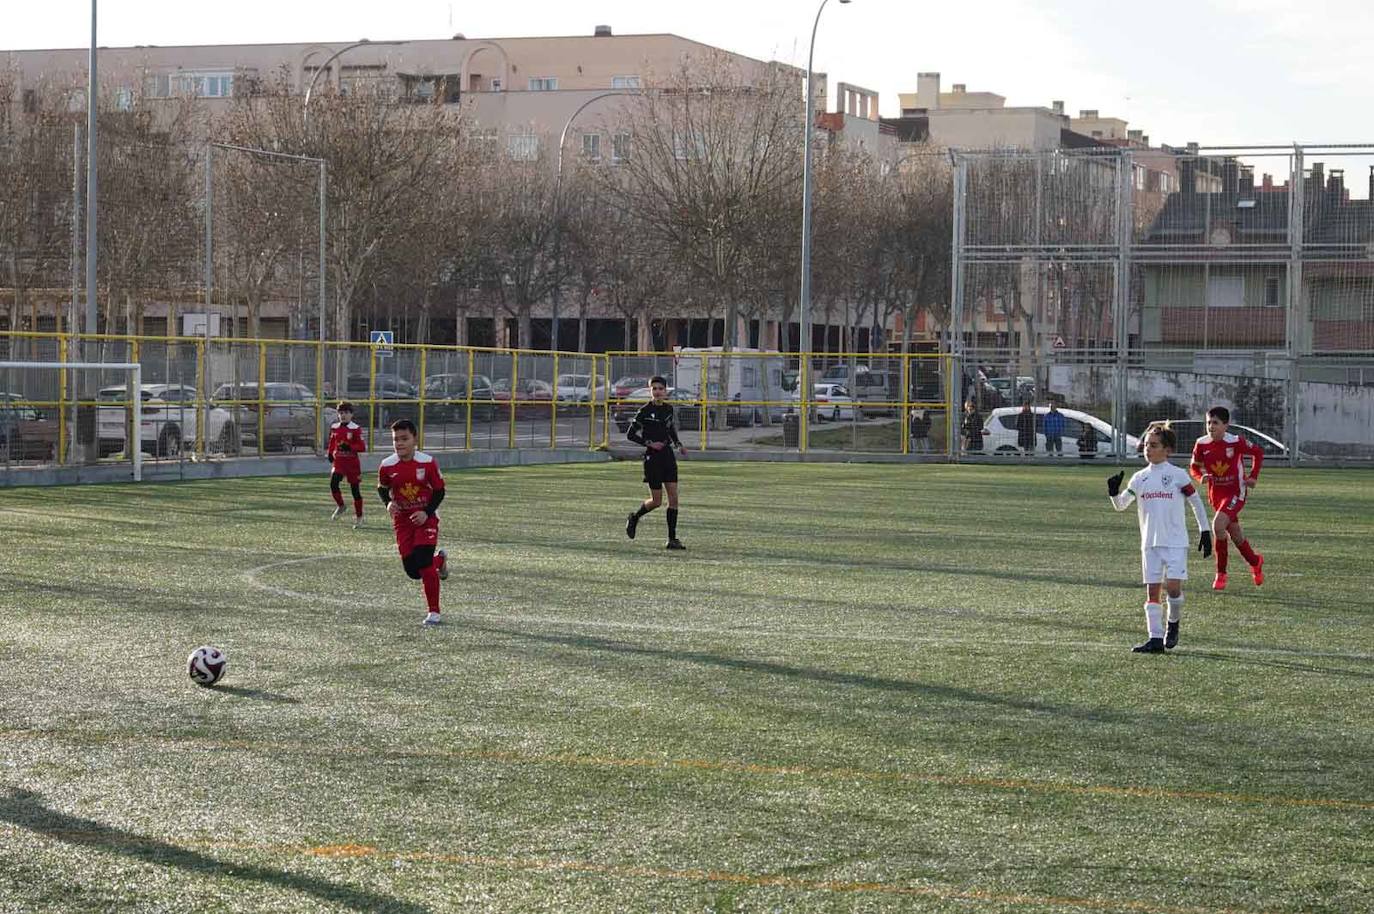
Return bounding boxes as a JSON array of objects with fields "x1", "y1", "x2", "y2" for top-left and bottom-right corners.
[{"x1": 1107, "y1": 424, "x2": 1213, "y2": 653}]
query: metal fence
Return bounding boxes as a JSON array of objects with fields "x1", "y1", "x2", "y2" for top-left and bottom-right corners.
[
  {"x1": 951, "y1": 145, "x2": 1374, "y2": 463},
  {"x1": 0, "y1": 331, "x2": 611, "y2": 470}
]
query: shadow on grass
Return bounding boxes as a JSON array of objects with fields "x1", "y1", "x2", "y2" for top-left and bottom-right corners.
[
  {"x1": 211, "y1": 685, "x2": 301, "y2": 703},
  {"x1": 0, "y1": 787, "x2": 428, "y2": 914},
  {"x1": 1178, "y1": 650, "x2": 1374, "y2": 680},
  {"x1": 471, "y1": 623, "x2": 1132, "y2": 725}
]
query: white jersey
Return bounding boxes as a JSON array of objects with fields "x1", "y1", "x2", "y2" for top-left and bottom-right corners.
[{"x1": 1110, "y1": 461, "x2": 1209, "y2": 548}]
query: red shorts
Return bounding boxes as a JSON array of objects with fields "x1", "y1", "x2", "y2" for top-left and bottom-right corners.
[
  {"x1": 330, "y1": 455, "x2": 362, "y2": 484},
  {"x1": 1208, "y1": 486, "x2": 1247, "y2": 520},
  {"x1": 393, "y1": 513, "x2": 440, "y2": 557}
]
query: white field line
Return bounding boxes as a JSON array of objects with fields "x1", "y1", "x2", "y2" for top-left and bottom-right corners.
[{"x1": 240, "y1": 556, "x2": 1374, "y2": 662}]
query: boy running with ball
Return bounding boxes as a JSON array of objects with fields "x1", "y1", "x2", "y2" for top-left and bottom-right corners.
[{"x1": 1107, "y1": 423, "x2": 1213, "y2": 653}]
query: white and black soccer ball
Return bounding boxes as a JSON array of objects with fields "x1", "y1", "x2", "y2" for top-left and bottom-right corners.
[{"x1": 187, "y1": 645, "x2": 228, "y2": 687}]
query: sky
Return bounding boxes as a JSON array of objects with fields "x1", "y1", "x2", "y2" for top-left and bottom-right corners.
[{"x1": 5, "y1": 0, "x2": 1373, "y2": 179}]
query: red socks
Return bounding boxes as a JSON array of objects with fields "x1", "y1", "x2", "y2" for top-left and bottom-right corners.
[
  {"x1": 1216, "y1": 539, "x2": 1228, "y2": 573},
  {"x1": 1237, "y1": 539, "x2": 1260, "y2": 567},
  {"x1": 420, "y1": 565, "x2": 441, "y2": 613},
  {"x1": 353, "y1": 497, "x2": 364, "y2": 518}
]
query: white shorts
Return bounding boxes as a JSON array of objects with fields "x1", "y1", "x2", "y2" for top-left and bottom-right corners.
[{"x1": 1141, "y1": 546, "x2": 1188, "y2": 584}]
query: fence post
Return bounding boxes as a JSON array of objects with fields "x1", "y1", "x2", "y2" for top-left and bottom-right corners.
[{"x1": 1285, "y1": 144, "x2": 1306, "y2": 462}]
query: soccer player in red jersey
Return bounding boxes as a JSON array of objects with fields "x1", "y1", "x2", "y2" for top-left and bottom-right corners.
[
  {"x1": 1189, "y1": 406, "x2": 1265, "y2": 591},
  {"x1": 326, "y1": 401, "x2": 367, "y2": 528},
  {"x1": 377, "y1": 419, "x2": 449, "y2": 626}
]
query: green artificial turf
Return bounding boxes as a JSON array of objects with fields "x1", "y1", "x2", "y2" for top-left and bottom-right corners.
[{"x1": 1, "y1": 463, "x2": 1370, "y2": 913}]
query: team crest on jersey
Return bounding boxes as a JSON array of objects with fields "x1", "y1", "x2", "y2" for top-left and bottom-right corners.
[
  {"x1": 416, "y1": 468, "x2": 426, "y2": 481},
  {"x1": 1225, "y1": 447, "x2": 1234, "y2": 458}
]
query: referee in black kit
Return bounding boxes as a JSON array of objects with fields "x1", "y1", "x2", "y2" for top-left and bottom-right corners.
[{"x1": 624, "y1": 376, "x2": 688, "y2": 550}]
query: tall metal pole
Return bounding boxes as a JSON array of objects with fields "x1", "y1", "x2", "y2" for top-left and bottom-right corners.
[
  {"x1": 319, "y1": 159, "x2": 328, "y2": 348},
  {"x1": 70, "y1": 124, "x2": 82, "y2": 336},
  {"x1": 552, "y1": 90, "x2": 630, "y2": 352},
  {"x1": 203, "y1": 145, "x2": 213, "y2": 342},
  {"x1": 800, "y1": 0, "x2": 851, "y2": 360},
  {"x1": 84, "y1": 0, "x2": 98, "y2": 338}
]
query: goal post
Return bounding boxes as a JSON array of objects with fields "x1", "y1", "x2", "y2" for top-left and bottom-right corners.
[{"x1": 0, "y1": 361, "x2": 143, "y2": 480}]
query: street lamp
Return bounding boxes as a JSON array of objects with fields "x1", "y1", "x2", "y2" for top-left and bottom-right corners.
[
  {"x1": 551, "y1": 90, "x2": 632, "y2": 351},
  {"x1": 798, "y1": 0, "x2": 851, "y2": 362},
  {"x1": 302, "y1": 39, "x2": 406, "y2": 127}
]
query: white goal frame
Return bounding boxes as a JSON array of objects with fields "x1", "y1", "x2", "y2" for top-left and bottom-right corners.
[{"x1": 0, "y1": 361, "x2": 143, "y2": 480}]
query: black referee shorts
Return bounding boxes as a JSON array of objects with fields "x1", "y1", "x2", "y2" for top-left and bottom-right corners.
[{"x1": 642, "y1": 448, "x2": 679, "y2": 489}]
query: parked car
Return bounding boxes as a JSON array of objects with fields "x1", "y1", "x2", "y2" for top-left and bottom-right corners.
[
  {"x1": 491, "y1": 377, "x2": 554, "y2": 418},
  {"x1": 1136, "y1": 419, "x2": 1289, "y2": 459},
  {"x1": 611, "y1": 375, "x2": 652, "y2": 398},
  {"x1": 0, "y1": 392, "x2": 58, "y2": 461},
  {"x1": 789, "y1": 383, "x2": 858, "y2": 422},
  {"x1": 423, "y1": 373, "x2": 496, "y2": 420},
  {"x1": 212, "y1": 382, "x2": 335, "y2": 453},
  {"x1": 554, "y1": 373, "x2": 609, "y2": 404},
  {"x1": 612, "y1": 386, "x2": 712, "y2": 433},
  {"x1": 987, "y1": 376, "x2": 1037, "y2": 404},
  {"x1": 96, "y1": 384, "x2": 236, "y2": 458},
  {"x1": 342, "y1": 373, "x2": 419, "y2": 427},
  {"x1": 982, "y1": 406, "x2": 1140, "y2": 457}
]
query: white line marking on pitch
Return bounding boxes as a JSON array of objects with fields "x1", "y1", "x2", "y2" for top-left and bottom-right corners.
[{"x1": 239, "y1": 555, "x2": 1374, "y2": 662}]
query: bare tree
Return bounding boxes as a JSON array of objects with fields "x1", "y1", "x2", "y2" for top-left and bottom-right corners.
[
  {"x1": 601, "y1": 54, "x2": 805, "y2": 354},
  {"x1": 219, "y1": 75, "x2": 463, "y2": 345}
]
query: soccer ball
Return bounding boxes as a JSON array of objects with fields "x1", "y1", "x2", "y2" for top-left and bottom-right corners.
[{"x1": 188, "y1": 645, "x2": 228, "y2": 687}]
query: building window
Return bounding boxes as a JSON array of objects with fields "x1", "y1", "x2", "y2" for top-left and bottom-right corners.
[
  {"x1": 611, "y1": 75, "x2": 641, "y2": 89},
  {"x1": 508, "y1": 133, "x2": 539, "y2": 161},
  {"x1": 581, "y1": 132, "x2": 601, "y2": 161},
  {"x1": 146, "y1": 71, "x2": 233, "y2": 98},
  {"x1": 612, "y1": 131, "x2": 631, "y2": 163},
  {"x1": 1207, "y1": 276, "x2": 1244, "y2": 308},
  {"x1": 114, "y1": 88, "x2": 134, "y2": 111},
  {"x1": 528, "y1": 77, "x2": 558, "y2": 91},
  {"x1": 1134, "y1": 164, "x2": 1146, "y2": 190},
  {"x1": 490, "y1": 77, "x2": 503, "y2": 92},
  {"x1": 673, "y1": 131, "x2": 705, "y2": 161},
  {"x1": 1264, "y1": 276, "x2": 1282, "y2": 308}
]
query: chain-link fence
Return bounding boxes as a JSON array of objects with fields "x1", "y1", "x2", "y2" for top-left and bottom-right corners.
[{"x1": 952, "y1": 146, "x2": 1374, "y2": 463}]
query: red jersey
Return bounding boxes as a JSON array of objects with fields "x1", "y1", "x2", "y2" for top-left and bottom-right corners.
[
  {"x1": 378, "y1": 451, "x2": 445, "y2": 513},
  {"x1": 1190, "y1": 432, "x2": 1263, "y2": 494},
  {"x1": 327, "y1": 422, "x2": 367, "y2": 464}
]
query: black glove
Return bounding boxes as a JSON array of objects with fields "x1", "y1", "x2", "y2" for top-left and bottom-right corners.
[
  {"x1": 1198, "y1": 530, "x2": 1213, "y2": 558},
  {"x1": 1106, "y1": 471, "x2": 1124, "y2": 497}
]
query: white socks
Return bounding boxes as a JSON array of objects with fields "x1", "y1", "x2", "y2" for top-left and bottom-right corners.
[
  {"x1": 1143, "y1": 602, "x2": 1164, "y2": 639},
  {"x1": 1167, "y1": 595, "x2": 1183, "y2": 623}
]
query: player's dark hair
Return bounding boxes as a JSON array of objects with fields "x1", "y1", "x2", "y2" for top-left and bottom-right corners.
[
  {"x1": 1147, "y1": 423, "x2": 1177, "y2": 452},
  {"x1": 1207, "y1": 405, "x2": 1230, "y2": 424},
  {"x1": 336, "y1": 400, "x2": 354, "y2": 412},
  {"x1": 650, "y1": 376, "x2": 668, "y2": 387},
  {"x1": 390, "y1": 418, "x2": 418, "y2": 435}
]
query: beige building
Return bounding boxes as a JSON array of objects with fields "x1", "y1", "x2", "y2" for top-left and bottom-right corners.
[{"x1": 3, "y1": 28, "x2": 803, "y2": 168}]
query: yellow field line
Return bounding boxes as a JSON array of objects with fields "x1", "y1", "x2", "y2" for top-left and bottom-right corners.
[
  {"x1": 0, "y1": 829, "x2": 1266, "y2": 914},
  {"x1": 2, "y1": 726, "x2": 1369, "y2": 813}
]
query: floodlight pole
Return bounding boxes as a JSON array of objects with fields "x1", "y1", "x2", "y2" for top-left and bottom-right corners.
[
  {"x1": 84, "y1": 0, "x2": 98, "y2": 340},
  {"x1": 552, "y1": 90, "x2": 632, "y2": 352},
  {"x1": 799, "y1": 0, "x2": 851, "y2": 364}
]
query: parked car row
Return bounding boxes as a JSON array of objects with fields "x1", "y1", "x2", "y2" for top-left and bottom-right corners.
[{"x1": 0, "y1": 392, "x2": 58, "y2": 461}]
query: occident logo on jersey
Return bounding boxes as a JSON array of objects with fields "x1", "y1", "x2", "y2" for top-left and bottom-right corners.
[{"x1": 1140, "y1": 491, "x2": 1174, "y2": 500}]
